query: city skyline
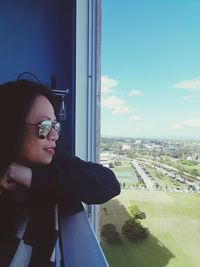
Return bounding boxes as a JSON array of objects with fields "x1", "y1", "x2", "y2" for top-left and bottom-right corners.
[{"x1": 101, "y1": 0, "x2": 200, "y2": 140}]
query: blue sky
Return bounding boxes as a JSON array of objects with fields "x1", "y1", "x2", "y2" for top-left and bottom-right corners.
[{"x1": 101, "y1": 0, "x2": 200, "y2": 140}]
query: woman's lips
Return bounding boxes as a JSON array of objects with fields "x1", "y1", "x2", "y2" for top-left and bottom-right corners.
[{"x1": 44, "y1": 147, "x2": 55, "y2": 155}]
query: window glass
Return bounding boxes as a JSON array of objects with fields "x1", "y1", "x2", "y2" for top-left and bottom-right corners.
[{"x1": 100, "y1": 1, "x2": 200, "y2": 267}]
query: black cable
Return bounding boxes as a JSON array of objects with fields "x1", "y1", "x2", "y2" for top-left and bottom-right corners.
[{"x1": 16, "y1": 71, "x2": 42, "y2": 84}]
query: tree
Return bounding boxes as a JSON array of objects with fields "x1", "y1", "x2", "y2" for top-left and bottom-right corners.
[
  {"x1": 122, "y1": 203, "x2": 149, "y2": 241},
  {"x1": 101, "y1": 223, "x2": 120, "y2": 243},
  {"x1": 157, "y1": 171, "x2": 164, "y2": 179},
  {"x1": 109, "y1": 162, "x2": 114, "y2": 168},
  {"x1": 122, "y1": 218, "x2": 149, "y2": 241},
  {"x1": 128, "y1": 204, "x2": 146, "y2": 219},
  {"x1": 114, "y1": 160, "x2": 121, "y2": 166}
]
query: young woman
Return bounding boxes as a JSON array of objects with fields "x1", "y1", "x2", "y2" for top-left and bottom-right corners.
[{"x1": 0, "y1": 79, "x2": 120, "y2": 266}]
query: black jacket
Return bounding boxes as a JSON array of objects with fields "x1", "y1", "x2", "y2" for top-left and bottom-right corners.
[{"x1": 0, "y1": 154, "x2": 120, "y2": 266}]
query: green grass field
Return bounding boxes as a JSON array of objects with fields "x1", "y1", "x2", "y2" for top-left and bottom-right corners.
[
  {"x1": 112, "y1": 164, "x2": 138, "y2": 186},
  {"x1": 100, "y1": 189, "x2": 200, "y2": 267}
]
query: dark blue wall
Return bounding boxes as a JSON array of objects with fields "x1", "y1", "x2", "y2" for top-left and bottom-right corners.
[{"x1": 0, "y1": 0, "x2": 76, "y2": 154}]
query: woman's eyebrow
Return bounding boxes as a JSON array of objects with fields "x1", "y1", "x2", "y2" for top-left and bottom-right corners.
[{"x1": 40, "y1": 116, "x2": 57, "y2": 121}]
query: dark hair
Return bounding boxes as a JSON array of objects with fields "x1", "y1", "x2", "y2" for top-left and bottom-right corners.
[{"x1": 0, "y1": 79, "x2": 57, "y2": 176}]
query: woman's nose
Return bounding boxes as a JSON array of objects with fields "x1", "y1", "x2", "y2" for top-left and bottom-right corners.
[{"x1": 47, "y1": 128, "x2": 59, "y2": 141}]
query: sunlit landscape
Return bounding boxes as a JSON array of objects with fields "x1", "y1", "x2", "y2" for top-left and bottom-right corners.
[{"x1": 100, "y1": 137, "x2": 200, "y2": 267}]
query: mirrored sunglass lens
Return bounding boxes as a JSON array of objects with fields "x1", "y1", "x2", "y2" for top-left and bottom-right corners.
[
  {"x1": 39, "y1": 120, "x2": 52, "y2": 137},
  {"x1": 54, "y1": 122, "x2": 61, "y2": 134}
]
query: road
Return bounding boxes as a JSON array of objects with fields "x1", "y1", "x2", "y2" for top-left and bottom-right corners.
[{"x1": 132, "y1": 160, "x2": 155, "y2": 189}]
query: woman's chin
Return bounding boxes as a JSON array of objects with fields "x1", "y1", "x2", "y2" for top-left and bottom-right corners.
[{"x1": 15, "y1": 155, "x2": 53, "y2": 166}]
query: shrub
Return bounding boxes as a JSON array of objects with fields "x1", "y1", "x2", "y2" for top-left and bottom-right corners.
[
  {"x1": 101, "y1": 223, "x2": 120, "y2": 243},
  {"x1": 103, "y1": 207, "x2": 108, "y2": 215}
]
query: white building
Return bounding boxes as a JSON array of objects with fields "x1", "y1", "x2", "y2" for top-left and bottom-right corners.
[{"x1": 122, "y1": 143, "x2": 131, "y2": 150}]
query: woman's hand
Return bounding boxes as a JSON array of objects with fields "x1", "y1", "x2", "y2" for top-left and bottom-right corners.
[
  {"x1": 0, "y1": 163, "x2": 32, "y2": 191},
  {"x1": 0, "y1": 168, "x2": 18, "y2": 191}
]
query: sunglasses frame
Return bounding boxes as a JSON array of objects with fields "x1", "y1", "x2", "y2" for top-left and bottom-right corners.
[{"x1": 25, "y1": 119, "x2": 61, "y2": 139}]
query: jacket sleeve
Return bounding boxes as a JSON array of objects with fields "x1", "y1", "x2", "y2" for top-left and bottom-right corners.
[{"x1": 30, "y1": 154, "x2": 120, "y2": 204}]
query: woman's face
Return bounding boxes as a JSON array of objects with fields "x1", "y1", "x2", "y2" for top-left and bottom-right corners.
[{"x1": 18, "y1": 95, "x2": 59, "y2": 165}]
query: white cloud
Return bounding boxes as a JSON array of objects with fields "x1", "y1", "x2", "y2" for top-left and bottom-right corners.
[
  {"x1": 101, "y1": 96, "x2": 130, "y2": 115},
  {"x1": 174, "y1": 78, "x2": 200, "y2": 91},
  {"x1": 130, "y1": 115, "x2": 141, "y2": 121},
  {"x1": 182, "y1": 94, "x2": 200, "y2": 101},
  {"x1": 173, "y1": 119, "x2": 200, "y2": 129},
  {"x1": 101, "y1": 76, "x2": 119, "y2": 94},
  {"x1": 129, "y1": 90, "x2": 143, "y2": 96}
]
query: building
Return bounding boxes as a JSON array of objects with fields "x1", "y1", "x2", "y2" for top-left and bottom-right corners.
[{"x1": 122, "y1": 143, "x2": 131, "y2": 151}]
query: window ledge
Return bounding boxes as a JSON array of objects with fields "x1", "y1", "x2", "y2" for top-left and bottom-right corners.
[{"x1": 59, "y1": 208, "x2": 109, "y2": 267}]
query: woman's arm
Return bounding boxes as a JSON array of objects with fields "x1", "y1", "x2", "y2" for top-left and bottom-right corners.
[{"x1": 31, "y1": 154, "x2": 120, "y2": 204}]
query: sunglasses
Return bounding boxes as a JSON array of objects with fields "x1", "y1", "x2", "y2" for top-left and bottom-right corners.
[{"x1": 25, "y1": 119, "x2": 61, "y2": 139}]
